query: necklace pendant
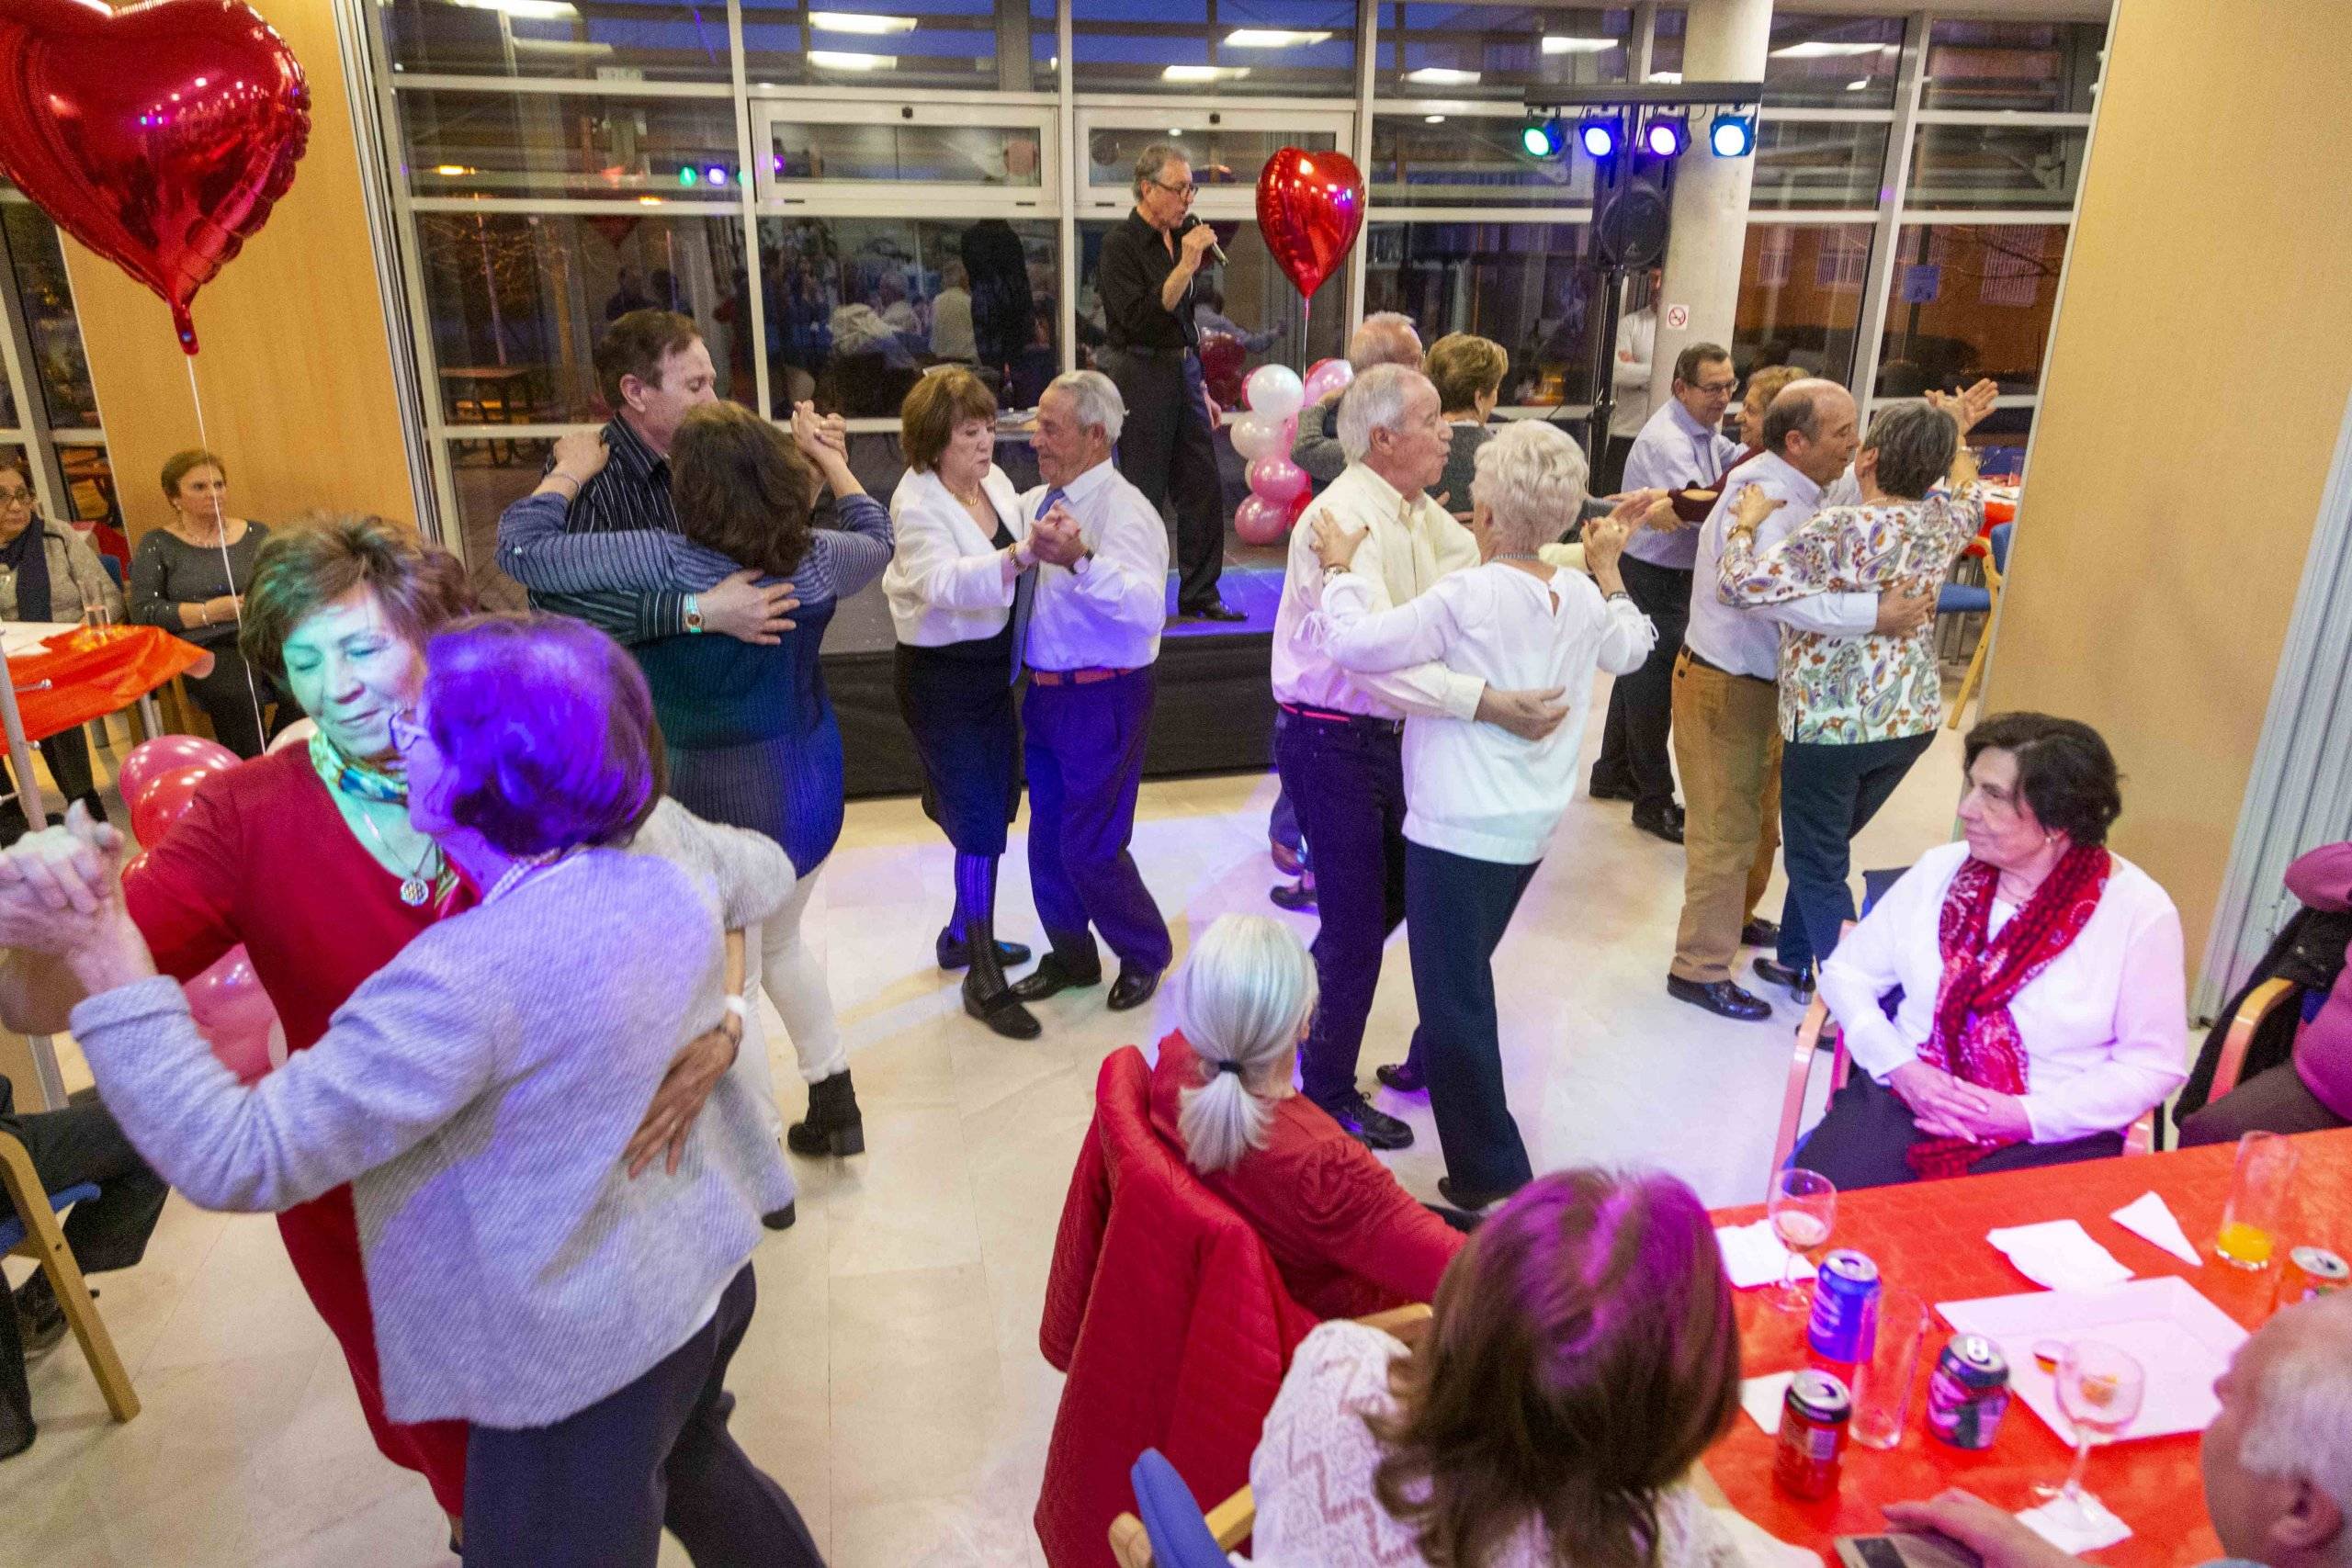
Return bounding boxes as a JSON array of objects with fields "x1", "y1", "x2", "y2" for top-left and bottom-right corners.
[{"x1": 399, "y1": 874, "x2": 431, "y2": 908}]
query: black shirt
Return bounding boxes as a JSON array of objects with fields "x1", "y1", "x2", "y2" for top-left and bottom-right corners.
[
  {"x1": 1096, "y1": 209, "x2": 1197, "y2": 353},
  {"x1": 531, "y1": 414, "x2": 687, "y2": 644}
]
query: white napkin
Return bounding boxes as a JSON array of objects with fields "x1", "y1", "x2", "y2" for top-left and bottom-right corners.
[
  {"x1": 1741, "y1": 1371, "x2": 1797, "y2": 1435},
  {"x1": 1986, "y1": 1221, "x2": 2135, "y2": 1292},
  {"x1": 1717, "y1": 1220, "x2": 1818, "y2": 1290},
  {"x1": 2016, "y1": 1495, "x2": 2132, "y2": 1552},
  {"x1": 2109, "y1": 1190, "x2": 2202, "y2": 1268}
]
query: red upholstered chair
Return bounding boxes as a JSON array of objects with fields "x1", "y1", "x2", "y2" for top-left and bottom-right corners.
[{"x1": 1035, "y1": 1046, "x2": 1321, "y2": 1568}]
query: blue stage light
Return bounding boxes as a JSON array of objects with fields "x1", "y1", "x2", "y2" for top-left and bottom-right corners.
[
  {"x1": 1710, "y1": 111, "x2": 1757, "y2": 158},
  {"x1": 1641, "y1": 115, "x2": 1687, "y2": 158},
  {"x1": 1578, "y1": 115, "x2": 1622, "y2": 159}
]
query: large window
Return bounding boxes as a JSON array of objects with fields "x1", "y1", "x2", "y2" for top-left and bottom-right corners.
[
  {"x1": 379, "y1": 0, "x2": 739, "y2": 81},
  {"x1": 1078, "y1": 219, "x2": 1343, "y2": 380},
  {"x1": 1368, "y1": 113, "x2": 1601, "y2": 209},
  {"x1": 1922, "y1": 18, "x2": 2104, "y2": 113},
  {"x1": 0, "y1": 193, "x2": 114, "y2": 527},
  {"x1": 1875, "y1": 224, "x2": 2066, "y2": 397},
  {"x1": 1651, "y1": 11, "x2": 1905, "y2": 107},
  {"x1": 1906, "y1": 123, "x2": 2087, "y2": 211},
  {"x1": 399, "y1": 90, "x2": 744, "y2": 202},
  {"x1": 741, "y1": 0, "x2": 1058, "y2": 92},
  {"x1": 1071, "y1": 0, "x2": 1357, "y2": 97},
  {"x1": 1733, "y1": 223, "x2": 1872, "y2": 385},
  {"x1": 1374, "y1": 4, "x2": 1629, "y2": 101},
  {"x1": 1364, "y1": 221, "x2": 1599, "y2": 407}
]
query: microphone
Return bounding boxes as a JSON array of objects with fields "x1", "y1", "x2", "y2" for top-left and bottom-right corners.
[{"x1": 1179, "y1": 215, "x2": 1227, "y2": 266}]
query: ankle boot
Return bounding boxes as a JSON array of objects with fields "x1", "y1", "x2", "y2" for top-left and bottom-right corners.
[
  {"x1": 786, "y1": 1069, "x2": 865, "y2": 1157},
  {"x1": 959, "y1": 903, "x2": 1042, "y2": 1041}
]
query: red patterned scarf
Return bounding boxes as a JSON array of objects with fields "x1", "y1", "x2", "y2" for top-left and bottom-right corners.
[{"x1": 1905, "y1": 844, "x2": 2112, "y2": 1179}]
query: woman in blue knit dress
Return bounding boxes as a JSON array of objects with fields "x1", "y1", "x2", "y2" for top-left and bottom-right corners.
[{"x1": 497, "y1": 400, "x2": 891, "y2": 1159}]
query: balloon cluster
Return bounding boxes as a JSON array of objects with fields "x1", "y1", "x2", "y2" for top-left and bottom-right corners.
[
  {"x1": 115, "y1": 736, "x2": 284, "y2": 1083},
  {"x1": 1229, "y1": 358, "x2": 1352, "y2": 545}
]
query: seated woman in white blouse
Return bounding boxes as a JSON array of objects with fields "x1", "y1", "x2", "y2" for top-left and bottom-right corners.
[
  {"x1": 1309, "y1": 420, "x2": 1668, "y2": 1211},
  {"x1": 1250, "y1": 1168, "x2": 1815, "y2": 1568},
  {"x1": 1798, "y1": 713, "x2": 2188, "y2": 1190}
]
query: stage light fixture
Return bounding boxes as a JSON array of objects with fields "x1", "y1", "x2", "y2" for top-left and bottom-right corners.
[
  {"x1": 1709, "y1": 110, "x2": 1756, "y2": 157},
  {"x1": 1520, "y1": 117, "x2": 1564, "y2": 157},
  {"x1": 1578, "y1": 114, "x2": 1623, "y2": 159},
  {"x1": 704, "y1": 164, "x2": 730, "y2": 186},
  {"x1": 1640, "y1": 113, "x2": 1687, "y2": 158}
]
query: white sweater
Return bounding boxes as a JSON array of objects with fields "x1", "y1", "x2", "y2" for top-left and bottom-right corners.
[
  {"x1": 1314, "y1": 560, "x2": 1655, "y2": 864},
  {"x1": 882, "y1": 465, "x2": 1026, "y2": 648}
]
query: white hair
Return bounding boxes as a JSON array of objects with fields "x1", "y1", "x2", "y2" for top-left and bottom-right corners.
[
  {"x1": 1336, "y1": 363, "x2": 1430, "y2": 464},
  {"x1": 2239, "y1": 1297, "x2": 2352, "y2": 1559},
  {"x1": 1471, "y1": 420, "x2": 1590, "y2": 551},
  {"x1": 1046, "y1": 368, "x2": 1125, "y2": 445},
  {"x1": 1348, "y1": 311, "x2": 1423, "y2": 371},
  {"x1": 1173, "y1": 915, "x2": 1318, "y2": 1176}
]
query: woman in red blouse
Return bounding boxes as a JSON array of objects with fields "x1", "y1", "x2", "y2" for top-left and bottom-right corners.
[{"x1": 1148, "y1": 914, "x2": 1463, "y2": 1319}]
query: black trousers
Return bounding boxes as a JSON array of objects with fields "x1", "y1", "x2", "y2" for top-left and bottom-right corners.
[
  {"x1": 1407, "y1": 840, "x2": 1541, "y2": 1198},
  {"x1": 183, "y1": 645, "x2": 286, "y2": 760},
  {"x1": 1, "y1": 1084, "x2": 169, "y2": 1438},
  {"x1": 1590, "y1": 556, "x2": 1691, "y2": 813},
  {"x1": 1105, "y1": 348, "x2": 1224, "y2": 609},
  {"x1": 1795, "y1": 1074, "x2": 2125, "y2": 1192},
  {"x1": 2178, "y1": 1061, "x2": 2348, "y2": 1145},
  {"x1": 1597, "y1": 434, "x2": 1637, "y2": 497},
  {"x1": 2, "y1": 726, "x2": 98, "y2": 819},
  {"x1": 462, "y1": 1264, "x2": 822, "y2": 1568},
  {"x1": 1776, "y1": 730, "x2": 1937, "y2": 975},
  {"x1": 1276, "y1": 713, "x2": 1423, "y2": 1108}
]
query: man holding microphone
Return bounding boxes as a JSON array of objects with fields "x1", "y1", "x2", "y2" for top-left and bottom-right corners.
[{"x1": 1095, "y1": 144, "x2": 1240, "y2": 622}]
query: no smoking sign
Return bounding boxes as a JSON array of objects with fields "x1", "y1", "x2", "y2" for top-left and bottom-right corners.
[{"x1": 1663, "y1": 302, "x2": 1690, "y2": 331}]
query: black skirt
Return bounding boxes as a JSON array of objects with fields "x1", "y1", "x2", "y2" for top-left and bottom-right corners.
[{"x1": 895, "y1": 632, "x2": 1022, "y2": 856}]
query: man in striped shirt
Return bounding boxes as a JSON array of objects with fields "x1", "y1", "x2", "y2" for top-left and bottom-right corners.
[{"x1": 526, "y1": 310, "x2": 795, "y2": 647}]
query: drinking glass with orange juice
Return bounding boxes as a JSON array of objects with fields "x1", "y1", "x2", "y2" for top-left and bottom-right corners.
[{"x1": 2216, "y1": 1131, "x2": 2298, "y2": 1270}]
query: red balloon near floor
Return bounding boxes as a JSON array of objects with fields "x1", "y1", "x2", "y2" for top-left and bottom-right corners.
[{"x1": 130, "y1": 762, "x2": 226, "y2": 845}]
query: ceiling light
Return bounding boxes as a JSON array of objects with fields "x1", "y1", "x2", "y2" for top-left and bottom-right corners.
[
  {"x1": 1645, "y1": 70, "x2": 1681, "y2": 84},
  {"x1": 1405, "y1": 66, "x2": 1480, "y2": 85},
  {"x1": 1223, "y1": 28, "x2": 1331, "y2": 47},
  {"x1": 1423, "y1": 114, "x2": 1445, "y2": 124},
  {"x1": 509, "y1": 39, "x2": 612, "y2": 54},
  {"x1": 1162, "y1": 64, "x2": 1250, "y2": 82},
  {"x1": 434, "y1": 164, "x2": 475, "y2": 176},
  {"x1": 1772, "y1": 40, "x2": 1889, "y2": 59},
  {"x1": 809, "y1": 10, "x2": 917, "y2": 32},
  {"x1": 1845, "y1": 78, "x2": 1870, "y2": 91},
  {"x1": 638, "y1": 195, "x2": 665, "y2": 206},
  {"x1": 809, "y1": 50, "x2": 896, "y2": 69},
  {"x1": 1542, "y1": 36, "x2": 1615, "y2": 54},
  {"x1": 447, "y1": 0, "x2": 578, "y2": 18}
]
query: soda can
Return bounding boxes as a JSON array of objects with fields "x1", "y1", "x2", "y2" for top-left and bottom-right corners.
[
  {"x1": 1926, "y1": 1334, "x2": 2011, "y2": 1450},
  {"x1": 1774, "y1": 1370, "x2": 1852, "y2": 1500},
  {"x1": 1807, "y1": 1250, "x2": 1882, "y2": 1364},
  {"x1": 2278, "y1": 1246, "x2": 2349, "y2": 1309}
]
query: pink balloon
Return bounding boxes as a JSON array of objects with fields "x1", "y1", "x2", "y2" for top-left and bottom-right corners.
[
  {"x1": 1234, "y1": 494, "x2": 1295, "y2": 547},
  {"x1": 1301, "y1": 357, "x2": 1354, "y2": 408},
  {"x1": 118, "y1": 735, "x2": 238, "y2": 809},
  {"x1": 1248, "y1": 457, "x2": 1310, "y2": 508},
  {"x1": 185, "y1": 944, "x2": 282, "y2": 1087},
  {"x1": 131, "y1": 763, "x2": 226, "y2": 847}
]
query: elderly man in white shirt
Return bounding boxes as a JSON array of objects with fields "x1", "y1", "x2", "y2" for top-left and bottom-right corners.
[
  {"x1": 1600, "y1": 265, "x2": 1661, "y2": 491},
  {"x1": 1590, "y1": 342, "x2": 1741, "y2": 844},
  {"x1": 1271, "y1": 363, "x2": 1570, "y2": 1151},
  {"x1": 1001, "y1": 370, "x2": 1175, "y2": 1015},
  {"x1": 1668, "y1": 380, "x2": 1934, "y2": 1021}
]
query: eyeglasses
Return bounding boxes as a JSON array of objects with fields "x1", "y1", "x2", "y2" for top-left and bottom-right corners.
[
  {"x1": 1150, "y1": 179, "x2": 1198, "y2": 199},
  {"x1": 1695, "y1": 379, "x2": 1739, "y2": 397},
  {"x1": 0, "y1": 489, "x2": 32, "y2": 508},
  {"x1": 388, "y1": 709, "x2": 429, "y2": 757}
]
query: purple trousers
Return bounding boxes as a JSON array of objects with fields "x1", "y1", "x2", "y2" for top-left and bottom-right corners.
[{"x1": 1022, "y1": 667, "x2": 1172, "y2": 975}]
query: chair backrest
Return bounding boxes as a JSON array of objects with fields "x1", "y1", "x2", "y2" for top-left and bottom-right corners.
[
  {"x1": 1128, "y1": 1450, "x2": 1231, "y2": 1568},
  {"x1": 0, "y1": 1181, "x2": 99, "y2": 1257},
  {"x1": 1987, "y1": 521, "x2": 2014, "y2": 575}
]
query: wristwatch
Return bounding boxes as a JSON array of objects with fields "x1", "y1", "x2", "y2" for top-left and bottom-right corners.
[
  {"x1": 684, "y1": 593, "x2": 706, "y2": 634},
  {"x1": 1070, "y1": 552, "x2": 1093, "y2": 579}
]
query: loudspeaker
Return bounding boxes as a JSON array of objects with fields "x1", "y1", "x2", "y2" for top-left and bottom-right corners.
[{"x1": 1594, "y1": 180, "x2": 1671, "y2": 271}]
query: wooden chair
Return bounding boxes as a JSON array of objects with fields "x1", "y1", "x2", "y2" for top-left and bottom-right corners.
[
  {"x1": 1770, "y1": 925, "x2": 2160, "y2": 1194},
  {"x1": 0, "y1": 1130, "x2": 139, "y2": 1423},
  {"x1": 1107, "y1": 1303, "x2": 1432, "y2": 1568},
  {"x1": 1943, "y1": 522, "x2": 2012, "y2": 730}
]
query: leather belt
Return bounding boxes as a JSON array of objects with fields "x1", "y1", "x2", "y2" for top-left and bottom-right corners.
[
  {"x1": 1028, "y1": 666, "x2": 1138, "y2": 687},
  {"x1": 1279, "y1": 700, "x2": 1406, "y2": 736},
  {"x1": 1681, "y1": 647, "x2": 1774, "y2": 686},
  {"x1": 1108, "y1": 344, "x2": 1192, "y2": 363}
]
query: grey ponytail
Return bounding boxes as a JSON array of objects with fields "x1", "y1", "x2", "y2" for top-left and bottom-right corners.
[{"x1": 1175, "y1": 915, "x2": 1319, "y2": 1175}]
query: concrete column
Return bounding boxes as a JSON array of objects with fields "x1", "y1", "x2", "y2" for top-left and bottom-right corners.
[{"x1": 1650, "y1": 0, "x2": 1770, "y2": 404}]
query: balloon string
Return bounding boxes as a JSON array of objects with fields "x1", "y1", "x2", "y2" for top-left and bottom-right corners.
[{"x1": 184, "y1": 354, "x2": 267, "y2": 749}]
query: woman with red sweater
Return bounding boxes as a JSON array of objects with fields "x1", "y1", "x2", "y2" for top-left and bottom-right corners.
[{"x1": 1148, "y1": 914, "x2": 1463, "y2": 1319}]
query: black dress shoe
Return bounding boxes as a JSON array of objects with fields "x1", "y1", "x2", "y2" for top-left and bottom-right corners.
[
  {"x1": 13, "y1": 1275, "x2": 67, "y2": 1359},
  {"x1": 1740, "y1": 918, "x2": 1780, "y2": 948},
  {"x1": 935, "y1": 932, "x2": 1035, "y2": 972},
  {"x1": 964, "y1": 975, "x2": 1044, "y2": 1039},
  {"x1": 1107, "y1": 967, "x2": 1162, "y2": 1012},
  {"x1": 1008, "y1": 955, "x2": 1102, "y2": 1002},
  {"x1": 1666, "y1": 975, "x2": 1774, "y2": 1021},
  {"x1": 1180, "y1": 599, "x2": 1248, "y2": 623},
  {"x1": 1315, "y1": 1090, "x2": 1414, "y2": 1151},
  {"x1": 762, "y1": 1201, "x2": 797, "y2": 1231},
  {"x1": 1632, "y1": 803, "x2": 1686, "y2": 845},
  {"x1": 1270, "y1": 840, "x2": 1304, "y2": 876},
  {"x1": 1374, "y1": 1058, "x2": 1426, "y2": 1094},
  {"x1": 1589, "y1": 778, "x2": 1638, "y2": 803},
  {"x1": 1269, "y1": 879, "x2": 1317, "y2": 912},
  {"x1": 1752, "y1": 956, "x2": 1815, "y2": 1003},
  {"x1": 1437, "y1": 1176, "x2": 1511, "y2": 1212}
]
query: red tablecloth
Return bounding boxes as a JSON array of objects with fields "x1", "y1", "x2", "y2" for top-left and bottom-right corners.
[
  {"x1": 7, "y1": 626, "x2": 208, "y2": 743},
  {"x1": 1706, "y1": 1129, "x2": 2352, "y2": 1565}
]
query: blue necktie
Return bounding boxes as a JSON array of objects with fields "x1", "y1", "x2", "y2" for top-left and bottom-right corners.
[{"x1": 1010, "y1": 488, "x2": 1062, "y2": 684}]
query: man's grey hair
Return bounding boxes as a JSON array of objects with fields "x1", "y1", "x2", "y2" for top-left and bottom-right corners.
[
  {"x1": 1348, "y1": 312, "x2": 1423, "y2": 372},
  {"x1": 1133, "y1": 143, "x2": 1189, "y2": 198},
  {"x1": 1861, "y1": 400, "x2": 1959, "y2": 500},
  {"x1": 1762, "y1": 378, "x2": 1844, "y2": 455},
  {"x1": 1047, "y1": 369, "x2": 1125, "y2": 446},
  {"x1": 1471, "y1": 420, "x2": 1589, "y2": 551},
  {"x1": 1336, "y1": 364, "x2": 1430, "y2": 464},
  {"x1": 2239, "y1": 1298, "x2": 2352, "y2": 1562}
]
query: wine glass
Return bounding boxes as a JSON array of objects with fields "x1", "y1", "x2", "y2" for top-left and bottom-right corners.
[
  {"x1": 1767, "y1": 1168, "x2": 1837, "y2": 1313},
  {"x1": 2033, "y1": 1339, "x2": 2145, "y2": 1528}
]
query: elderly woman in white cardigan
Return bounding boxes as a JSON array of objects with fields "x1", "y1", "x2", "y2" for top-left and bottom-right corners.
[
  {"x1": 884, "y1": 367, "x2": 1044, "y2": 1040},
  {"x1": 2, "y1": 615, "x2": 820, "y2": 1568},
  {"x1": 1309, "y1": 422, "x2": 1668, "y2": 1212}
]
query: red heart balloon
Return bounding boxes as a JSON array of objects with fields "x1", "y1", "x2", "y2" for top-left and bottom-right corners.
[
  {"x1": 1255, "y1": 147, "x2": 1365, "y2": 302},
  {"x1": 0, "y1": 0, "x2": 310, "y2": 355}
]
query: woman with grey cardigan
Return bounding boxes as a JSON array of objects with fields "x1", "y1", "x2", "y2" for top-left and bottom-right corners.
[{"x1": 2, "y1": 614, "x2": 821, "y2": 1567}]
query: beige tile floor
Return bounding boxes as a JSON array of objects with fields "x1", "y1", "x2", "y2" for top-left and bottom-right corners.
[{"x1": 2, "y1": 700, "x2": 1973, "y2": 1566}]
